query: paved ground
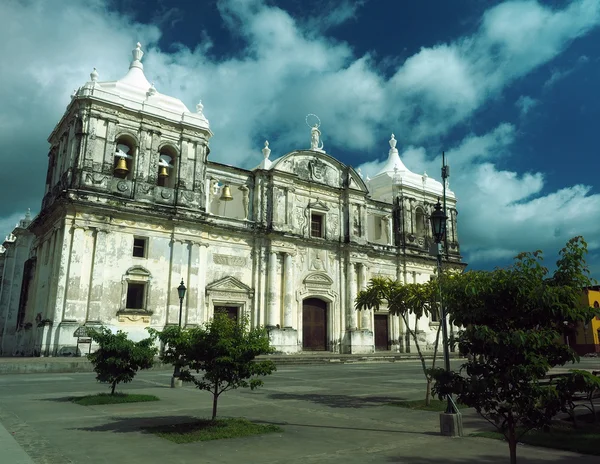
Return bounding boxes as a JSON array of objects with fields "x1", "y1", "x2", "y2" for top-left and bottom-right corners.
[{"x1": 0, "y1": 359, "x2": 599, "y2": 464}]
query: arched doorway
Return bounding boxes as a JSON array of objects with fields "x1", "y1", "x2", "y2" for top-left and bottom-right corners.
[{"x1": 302, "y1": 298, "x2": 327, "y2": 351}]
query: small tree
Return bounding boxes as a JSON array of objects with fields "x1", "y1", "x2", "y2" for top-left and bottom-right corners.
[
  {"x1": 356, "y1": 277, "x2": 442, "y2": 405},
  {"x1": 431, "y1": 236, "x2": 599, "y2": 464},
  {"x1": 152, "y1": 313, "x2": 276, "y2": 420},
  {"x1": 87, "y1": 327, "x2": 157, "y2": 395}
]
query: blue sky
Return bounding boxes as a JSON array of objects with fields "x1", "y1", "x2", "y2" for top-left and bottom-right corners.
[{"x1": 1, "y1": 0, "x2": 599, "y2": 276}]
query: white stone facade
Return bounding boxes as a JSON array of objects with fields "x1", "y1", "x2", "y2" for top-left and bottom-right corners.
[{"x1": 0, "y1": 44, "x2": 464, "y2": 357}]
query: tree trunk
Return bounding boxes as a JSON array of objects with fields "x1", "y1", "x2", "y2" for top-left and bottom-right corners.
[
  {"x1": 507, "y1": 421, "x2": 518, "y2": 464},
  {"x1": 508, "y1": 436, "x2": 518, "y2": 464},
  {"x1": 425, "y1": 378, "x2": 432, "y2": 406},
  {"x1": 212, "y1": 387, "x2": 219, "y2": 421},
  {"x1": 111, "y1": 381, "x2": 117, "y2": 395}
]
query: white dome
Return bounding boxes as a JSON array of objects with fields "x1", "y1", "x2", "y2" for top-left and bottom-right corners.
[{"x1": 74, "y1": 43, "x2": 210, "y2": 132}]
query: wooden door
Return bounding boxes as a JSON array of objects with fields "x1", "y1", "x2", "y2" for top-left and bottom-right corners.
[
  {"x1": 302, "y1": 298, "x2": 327, "y2": 351},
  {"x1": 374, "y1": 314, "x2": 389, "y2": 351},
  {"x1": 215, "y1": 306, "x2": 238, "y2": 323}
]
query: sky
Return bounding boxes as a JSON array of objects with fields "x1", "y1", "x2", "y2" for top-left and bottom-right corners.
[{"x1": 1, "y1": 0, "x2": 599, "y2": 277}]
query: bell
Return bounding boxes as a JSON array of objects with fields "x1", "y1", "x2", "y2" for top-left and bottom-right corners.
[
  {"x1": 114, "y1": 157, "x2": 129, "y2": 176},
  {"x1": 220, "y1": 185, "x2": 233, "y2": 201},
  {"x1": 158, "y1": 166, "x2": 169, "y2": 178}
]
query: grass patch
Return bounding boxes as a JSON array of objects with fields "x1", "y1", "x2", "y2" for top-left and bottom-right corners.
[
  {"x1": 148, "y1": 418, "x2": 283, "y2": 443},
  {"x1": 72, "y1": 393, "x2": 159, "y2": 406},
  {"x1": 389, "y1": 399, "x2": 466, "y2": 412},
  {"x1": 471, "y1": 422, "x2": 600, "y2": 456}
]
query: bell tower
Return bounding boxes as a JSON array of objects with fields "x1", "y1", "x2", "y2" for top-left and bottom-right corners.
[
  {"x1": 27, "y1": 43, "x2": 214, "y2": 356},
  {"x1": 42, "y1": 43, "x2": 212, "y2": 213}
]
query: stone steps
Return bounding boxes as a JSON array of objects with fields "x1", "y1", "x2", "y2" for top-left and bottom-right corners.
[{"x1": 0, "y1": 352, "x2": 460, "y2": 374}]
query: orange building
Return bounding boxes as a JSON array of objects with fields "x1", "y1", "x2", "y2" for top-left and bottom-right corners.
[{"x1": 567, "y1": 286, "x2": 600, "y2": 355}]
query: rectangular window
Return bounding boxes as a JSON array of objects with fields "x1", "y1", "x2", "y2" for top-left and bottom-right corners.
[
  {"x1": 132, "y1": 237, "x2": 147, "y2": 258},
  {"x1": 311, "y1": 214, "x2": 323, "y2": 238},
  {"x1": 431, "y1": 307, "x2": 439, "y2": 323},
  {"x1": 126, "y1": 283, "x2": 145, "y2": 310}
]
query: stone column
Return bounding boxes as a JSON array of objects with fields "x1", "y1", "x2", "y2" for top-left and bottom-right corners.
[
  {"x1": 267, "y1": 251, "x2": 279, "y2": 327},
  {"x1": 347, "y1": 261, "x2": 357, "y2": 329},
  {"x1": 283, "y1": 253, "x2": 294, "y2": 328}
]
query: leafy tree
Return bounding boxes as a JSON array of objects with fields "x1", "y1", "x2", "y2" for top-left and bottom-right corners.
[
  {"x1": 431, "y1": 236, "x2": 599, "y2": 464},
  {"x1": 151, "y1": 313, "x2": 276, "y2": 420},
  {"x1": 356, "y1": 277, "x2": 442, "y2": 405},
  {"x1": 87, "y1": 327, "x2": 157, "y2": 395}
]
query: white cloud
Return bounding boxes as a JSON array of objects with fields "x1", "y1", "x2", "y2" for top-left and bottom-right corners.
[
  {"x1": 0, "y1": 0, "x2": 599, "y2": 273},
  {"x1": 516, "y1": 95, "x2": 538, "y2": 116}
]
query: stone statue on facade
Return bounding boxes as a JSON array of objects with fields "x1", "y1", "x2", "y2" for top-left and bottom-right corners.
[
  {"x1": 238, "y1": 185, "x2": 249, "y2": 220},
  {"x1": 311, "y1": 125, "x2": 324, "y2": 151}
]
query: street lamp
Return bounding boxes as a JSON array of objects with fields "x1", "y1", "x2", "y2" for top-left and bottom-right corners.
[
  {"x1": 430, "y1": 154, "x2": 463, "y2": 437},
  {"x1": 171, "y1": 279, "x2": 187, "y2": 388},
  {"x1": 177, "y1": 279, "x2": 187, "y2": 328}
]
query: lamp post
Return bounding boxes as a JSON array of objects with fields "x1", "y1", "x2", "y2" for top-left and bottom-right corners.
[
  {"x1": 430, "y1": 154, "x2": 463, "y2": 437},
  {"x1": 171, "y1": 279, "x2": 186, "y2": 388}
]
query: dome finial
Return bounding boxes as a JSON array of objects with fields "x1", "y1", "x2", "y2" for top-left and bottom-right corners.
[
  {"x1": 389, "y1": 133, "x2": 397, "y2": 152},
  {"x1": 262, "y1": 140, "x2": 271, "y2": 159},
  {"x1": 130, "y1": 42, "x2": 144, "y2": 70},
  {"x1": 90, "y1": 67, "x2": 99, "y2": 82},
  {"x1": 196, "y1": 100, "x2": 204, "y2": 114}
]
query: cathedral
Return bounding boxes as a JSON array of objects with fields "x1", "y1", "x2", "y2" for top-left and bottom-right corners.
[{"x1": 0, "y1": 44, "x2": 463, "y2": 357}]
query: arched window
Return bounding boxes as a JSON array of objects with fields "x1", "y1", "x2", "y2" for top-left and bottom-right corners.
[
  {"x1": 113, "y1": 135, "x2": 136, "y2": 179},
  {"x1": 157, "y1": 145, "x2": 177, "y2": 188},
  {"x1": 415, "y1": 207, "x2": 425, "y2": 236}
]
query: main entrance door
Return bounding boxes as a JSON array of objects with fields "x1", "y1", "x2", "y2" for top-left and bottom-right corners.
[
  {"x1": 374, "y1": 314, "x2": 389, "y2": 351},
  {"x1": 214, "y1": 306, "x2": 239, "y2": 323},
  {"x1": 302, "y1": 298, "x2": 327, "y2": 351}
]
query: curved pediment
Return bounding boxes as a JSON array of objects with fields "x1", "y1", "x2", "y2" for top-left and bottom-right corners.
[
  {"x1": 303, "y1": 272, "x2": 334, "y2": 287},
  {"x1": 271, "y1": 150, "x2": 368, "y2": 192},
  {"x1": 126, "y1": 265, "x2": 151, "y2": 277}
]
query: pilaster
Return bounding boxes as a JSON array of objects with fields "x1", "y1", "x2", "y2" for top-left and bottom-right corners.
[
  {"x1": 347, "y1": 261, "x2": 357, "y2": 329},
  {"x1": 86, "y1": 228, "x2": 108, "y2": 322},
  {"x1": 283, "y1": 253, "x2": 294, "y2": 328},
  {"x1": 358, "y1": 264, "x2": 371, "y2": 331},
  {"x1": 267, "y1": 251, "x2": 279, "y2": 327}
]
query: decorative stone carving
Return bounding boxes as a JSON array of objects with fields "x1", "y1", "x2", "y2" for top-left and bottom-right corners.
[
  {"x1": 85, "y1": 173, "x2": 108, "y2": 185},
  {"x1": 310, "y1": 249, "x2": 327, "y2": 271},
  {"x1": 308, "y1": 157, "x2": 328, "y2": 181},
  {"x1": 118, "y1": 314, "x2": 151, "y2": 323},
  {"x1": 327, "y1": 213, "x2": 339, "y2": 238},
  {"x1": 304, "y1": 272, "x2": 333, "y2": 289},
  {"x1": 117, "y1": 181, "x2": 129, "y2": 192},
  {"x1": 213, "y1": 254, "x2": 247, "y2": 267}
]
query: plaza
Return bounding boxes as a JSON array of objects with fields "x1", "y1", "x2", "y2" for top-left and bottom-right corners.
[{"x1": 1, "y1": 360, "x2": 599, "y2": 464}]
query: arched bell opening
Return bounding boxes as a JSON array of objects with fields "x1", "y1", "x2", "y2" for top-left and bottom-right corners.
[
  {"x1": 157, "y1": 145, "x2": 177, "y2": 188},
  {"x1": 113, "y1": 135, "x2": 137, "y2": 179}
]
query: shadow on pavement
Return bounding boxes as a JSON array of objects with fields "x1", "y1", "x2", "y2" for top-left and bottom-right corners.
[
  {"x1": 39, "y1": 396, "x2": 75, "y2": 402},
  {"x1": 385, "y1": 451, "x2": 589, "y2": 463},
  {"x1": 73, "y1": 415, "x2": 202, "y2": 434},
  {"x1": 252, "y1": 419, "x2": 432, "y2": 435},
  {"x1": 266, "y1": 393, "x2": 405, "y2": 408}
]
